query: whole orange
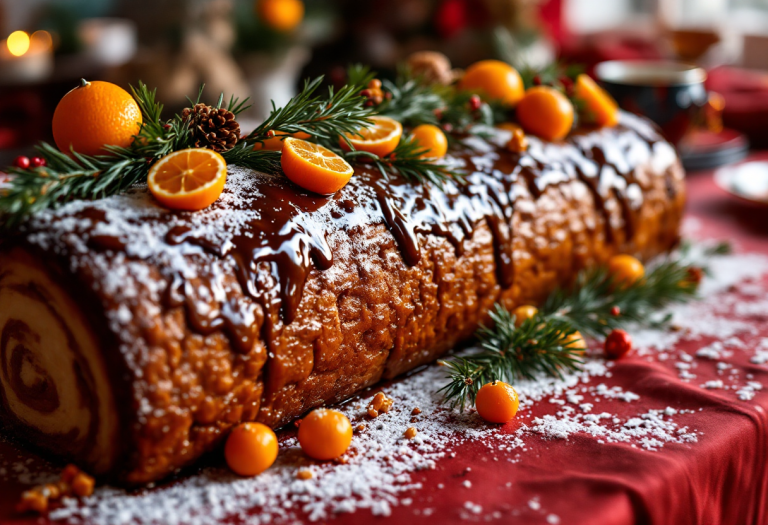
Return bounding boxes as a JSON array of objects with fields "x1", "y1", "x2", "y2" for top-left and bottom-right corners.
[
  {"x1": 607, "y1": 254, "x2": 645, "y2": 288},
  {"x1": 459, "y1": 60, "x2": 525, "y2": 106},
  {"x1": 257, "y1": 0, "x2": 304, "y2": 32},
  {"x1": 516, "y1": 86, "x2": 574, "y2": 141},
  {"x1": 224, "y1": 422, "x2": 279, "y2": 476},
  {"x1": 410, "y1": 124, "x2": 448, "y2": 159},
  {"x1": 297, "y1": 408, "x2": 352, "y2": 460},
  {"x1": 476, "y1": 381, "x2": 519, "y2": 424},
  {"x1": 52, "y1": 79, "x2": 142, "y2": 157}
]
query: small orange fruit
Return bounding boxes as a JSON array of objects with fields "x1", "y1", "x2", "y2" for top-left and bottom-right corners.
[
  {"x1": 459, "y1": 60, "x2": 525, "y2": 106},
  {"x1": 256, "y1": 0, "x2": 304, "y2": 32},
  {"x1": 561, "y1": 330, "x2": 587, "y2": 354},
  {"x1": 52, "y1": 79, "x2": 142, "y2": 156},
  {"x1": 281, "y1": 137, "x2": 354, "y2": 194},
  {"x1": 225, "y1": 422, "x2": 279, "y2": 476},
  {"x1": 574, "y1": 74, "x2": 619, "y2": 127},
  {"x1": 253, "y1": 131, "x2": 311, "y2": 151},
  {"x1": 297, "y1": 408, "x2": 353, "y2": 460},
  {"x1": 147, "y1": 148, "x2": 227, "y2": 211},
  {"x1": 607, "y1": 254, "x2": 645, "y2": 288},
  {"x1": 410, "y1": 124, "x2": 448, "y2": 159},
  {"x1": 340, "y1": 116, "x2": 403, "y2": 157},
  {"x1": 476, "y1": 381, "x2": 519, "y2": 423},
  {"x1": 516, "y1": 86, "x2": 574, "y2": 141},
  {"x1": 511, "y1": 305, "x2": 538, "y2": 327}
]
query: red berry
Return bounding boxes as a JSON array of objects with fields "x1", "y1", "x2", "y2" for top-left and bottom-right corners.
[
  {"x1": 610, "y1": 305, "x2": 620, "y2": 316},
  {"x1": 31, "y1": 157, "x2": 46, "y2": 168},
  {"x1": 13, "y1": 156, "x2": 30, "y2": 169},
  {"x1": 468, "y1": 94, "x2": 482, "y2": 112},
  {"x1": 433, "y1": 108, "x2": 443, "y2": 120},
  {"x1": 686, "y1": 266, "x2": 704, "y2": 285},
  {"x1": 442, "y1": 123, "x2": 453, "y2": 133},
  {"x1": 533, "y1": 75, "x2": 542, "y2": 86},
  {"x1": 604, "y1": 329, "x2": 632, "y2": 359}
]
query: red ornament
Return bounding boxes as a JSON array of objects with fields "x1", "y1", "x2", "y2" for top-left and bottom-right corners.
[
  {"x1": 610, "y1": 305, "x2": 621, "y2": 316},
  {"x1": 31, "y1": 157, "x2": 46, "y2": 168},
  {"x1": 605, "y1": 329, "x2": 632, "y2": 359},
  {"x1": 13, "y1": 156, "x2": 30, "y2": 169},
  {"x1": 468, "y1": 94, "x2": 482, "y2": 112}
]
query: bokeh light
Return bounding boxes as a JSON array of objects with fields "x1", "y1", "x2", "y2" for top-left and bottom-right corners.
[
  {"x1": 30, "y1": 30, "x2": 53, "y2": 51},
  {"x1": 7, "y1": 31, "x2": 30, "y2": 57}
]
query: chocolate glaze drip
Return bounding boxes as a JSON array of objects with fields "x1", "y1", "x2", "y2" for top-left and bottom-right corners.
[{"x1": 28, "y1": 115, "x2": 672, "y2": 351}]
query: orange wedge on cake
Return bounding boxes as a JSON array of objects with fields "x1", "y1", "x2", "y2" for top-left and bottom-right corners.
[
  {"x1": 147, "y1": 148, "x2": 227, "y2": 211},
  {"x1": 281, "y1": 137, "x2": 354, "y2": 195},
  {"x1": 340, "y1": 115, "x2": 402, "y2": 157}
]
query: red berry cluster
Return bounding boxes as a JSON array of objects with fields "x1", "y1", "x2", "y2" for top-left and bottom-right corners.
[
  {"x1": 13, "y1": 155, "x2": 46, "y2": 169},
  {"x1": 360, "y1": 79, "x2": 390, "y2": 107}
]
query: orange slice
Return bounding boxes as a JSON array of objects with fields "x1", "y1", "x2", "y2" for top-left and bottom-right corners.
[
  {"x1": 147, "y1": 148, "x2": 227, "y2": 211},
  {"x1": 281, "y1": 137, "x2": 354, "y2": 195},
  {"x1": 340, "y1": 116, "x2": 402, "y2": 157},
  {"x1": 574, "y1": 74, "x2": 619, "y2": 127}
]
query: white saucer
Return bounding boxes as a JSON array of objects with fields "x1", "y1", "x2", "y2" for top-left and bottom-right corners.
[{"x1": 714, "y1": 160, "x2": 768, "y2": 206}]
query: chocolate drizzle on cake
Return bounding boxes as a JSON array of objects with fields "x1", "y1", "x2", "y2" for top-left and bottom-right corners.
[{"x1": 20, "y1": 114, "x2": 676, "y2": 352}]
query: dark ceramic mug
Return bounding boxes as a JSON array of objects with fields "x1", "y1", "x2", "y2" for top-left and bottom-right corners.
[{"x1": 594, "y1": 60, "x2": 708, "y2": 145}]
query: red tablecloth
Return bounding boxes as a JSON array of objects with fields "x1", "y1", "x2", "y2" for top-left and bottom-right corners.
[{"x1": 3, "y1": 157, "x2": 768, "y2": 525}]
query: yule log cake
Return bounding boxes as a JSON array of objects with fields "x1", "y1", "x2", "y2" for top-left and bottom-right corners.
[{"x1": 0, "y1": 113, "x2": 684, "y2": 484}]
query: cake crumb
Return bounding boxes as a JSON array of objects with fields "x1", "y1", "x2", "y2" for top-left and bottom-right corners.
[{"x1": 368, "y1": 393, "x2": 394, "y2": 418}]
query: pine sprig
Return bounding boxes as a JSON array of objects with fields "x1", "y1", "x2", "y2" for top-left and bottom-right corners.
[
  {"x1": 245, "y1": 75, "x2": 376, "y2": 148},
  {"x1": 347, "y1": 136, "x2": 464, "y2": 188},
  {"x1": 0, "y1": 143, "x2": 149, "y2": 227},
  {"x1": 0, "y1": 81, "x2": 182, "y2": 227},
  {"x1": 541, "y1": 259, "x2": 698, "y2": 338},
  {"x1": 438, "y1": 305, "x2": 583, "y2": 410},
  {"x1": 439, "y1": 253, "x2": 715, "y2": 409}
]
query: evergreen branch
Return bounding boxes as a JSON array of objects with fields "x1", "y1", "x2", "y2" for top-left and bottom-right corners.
[
  {"x1": 245, "y1": 76, "x2": 375, "y2": 147},
  {"x1": 377, "y1": 66, "x2": 507, "y2": 134},
  {"x1": 221, "y1": 143, "x2": 281, "y2": 174},
  {"x1": 377, "y1": 72, "x2": 444, "y2": 127},
  {"x1": 541, "y1": 259, "x2": 698, "y2": 338},
  {"x1": 369, "y1": 137, "x2": 464, "y2": 188},
  {"x1": 0, "y1": 143, "x2": 148, "y2": 228},
  {"x1": 438, "y1": 305, "x2": 582, "y2": 410},
  {"x1": 439, "y1": 254, "x2": 710, "y2": 410}
]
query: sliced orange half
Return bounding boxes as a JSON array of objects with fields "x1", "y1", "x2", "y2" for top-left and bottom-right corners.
[
  {"x1": 281, "y1": 137, "x2": 354, "y2": 195},
  {"x1": 574, "y1": 74, "x2": 619, "y2": 128},
  {"x1": 147, "y1": 148, "x2": 227, "y2": 211},
  {"x1": 340, "y1": 115, "x2": 402, "y2": 157}
]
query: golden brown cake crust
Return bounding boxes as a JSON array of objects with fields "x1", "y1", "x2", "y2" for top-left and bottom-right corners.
[{"x1": 0, "y1": 115, "x2": 685, "y2": 484}]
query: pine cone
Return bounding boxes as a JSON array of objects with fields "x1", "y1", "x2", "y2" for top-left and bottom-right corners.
[{"x1": 182, "y1": 103, "x2": 240, "y2": 152}]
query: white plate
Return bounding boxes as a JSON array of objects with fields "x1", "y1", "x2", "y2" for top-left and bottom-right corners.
[{"x1": 714, "y1": 160, "x2": 768, "y2": 206}]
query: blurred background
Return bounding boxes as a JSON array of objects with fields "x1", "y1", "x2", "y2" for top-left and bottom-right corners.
[{"x1": 1, "y1": 0, "x2": 768, "y2": 166}]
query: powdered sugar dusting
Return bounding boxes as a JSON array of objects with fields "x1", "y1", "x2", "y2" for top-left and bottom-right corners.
[{"x1": 14, "y1": 245, "x2": 763, "y2": 523}]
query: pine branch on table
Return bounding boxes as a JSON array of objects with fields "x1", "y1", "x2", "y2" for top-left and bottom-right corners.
[
  {"x1": 438, "y1": 304, "x2": 583, "y2": 411},
  {"x1": 541, "y1": 259, "x2": 699, "y2": 338}
]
